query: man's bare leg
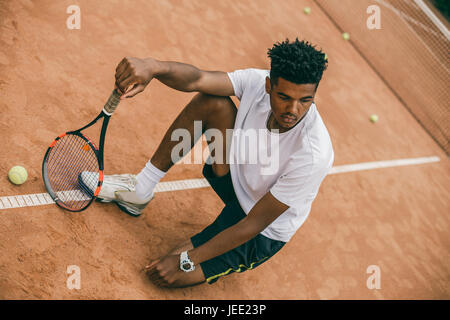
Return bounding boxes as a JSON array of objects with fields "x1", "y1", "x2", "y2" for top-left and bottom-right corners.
[{"x1": 150, "y1": 93, "x2": 237, "y2": 177}]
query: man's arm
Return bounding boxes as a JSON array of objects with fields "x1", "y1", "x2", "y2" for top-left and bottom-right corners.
[
  {"x1": 188, "y1": 191, "x2": 289, "y2": 265},
  {"x1": 145, "y1": 190, "x2": 289, "y2": 286},
  {"x1": 115, "y1": 57, "x2": 234, "y2": 98}
]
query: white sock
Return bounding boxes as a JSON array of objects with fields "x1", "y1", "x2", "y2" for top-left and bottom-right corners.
[{"x1": 136, "y1": 160, "x2": 166, "y2": 199}]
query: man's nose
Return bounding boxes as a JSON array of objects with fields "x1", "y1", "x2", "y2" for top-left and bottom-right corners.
[{"x1": 286, "y1": 100, "x2": 299, "y2": 115}]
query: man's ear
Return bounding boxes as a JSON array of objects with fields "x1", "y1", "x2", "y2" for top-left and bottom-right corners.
[{"x1": 265, "y1": 77, "x2": 272, "y2": 94}]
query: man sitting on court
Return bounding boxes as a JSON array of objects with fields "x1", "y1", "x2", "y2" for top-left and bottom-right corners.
[{"x1": 80, "y1": 38, "x2": 334, "y2": 288}]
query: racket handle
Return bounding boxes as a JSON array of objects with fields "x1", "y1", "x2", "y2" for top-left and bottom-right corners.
[{"x1": 103, "y1": 89, "x2": 121, "y2": 115}]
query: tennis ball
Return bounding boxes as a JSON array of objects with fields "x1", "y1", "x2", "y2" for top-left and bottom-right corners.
[
  {"x1": 370, "y1": 114, "x2": 379, "y2": 123},
  {"x1": 8, "y1": 166, "x2": 28, "y2": 185},
  {"x1": 304, "y1": 7, "x2": 311, "y2": 15},
  {"x1": 342, "y1": 32, "x2": 350, "y2": 40},
  {"x1": 324, "y1": 53, "x2": 328, "y2": 61}
]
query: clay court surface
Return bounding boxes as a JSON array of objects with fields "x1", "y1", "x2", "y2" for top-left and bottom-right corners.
[{"x1": 0, "y1": 0, "x2": 449, "y2": 299}]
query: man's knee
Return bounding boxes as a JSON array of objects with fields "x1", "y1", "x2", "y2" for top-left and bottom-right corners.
[
  {"x1": 211, "y1": 163, "x2": 230, "y2": 178},
  {"x1": 195, "y1": 93, "x2": 235, "y2": 177},
  {"x1": 193, "y1": 93, "x2": 237, "y2": 121}
]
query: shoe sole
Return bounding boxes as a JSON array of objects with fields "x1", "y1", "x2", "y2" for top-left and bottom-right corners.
[
  {"x1": 93, "y1": 197, "x2": 142, "y2": 217},
  {"x1": 115, "y1": 201, "x2": 142, "y2": 217}
]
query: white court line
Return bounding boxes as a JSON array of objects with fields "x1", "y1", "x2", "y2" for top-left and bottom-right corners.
[
  {"x1": 0, "y1": 156, "x2": 441, "y2": 210},
  {"x1": 328, "y1": 156, "x2": 440, "y2": 174},
  {"x1": 413, "y1": 0, "x2": 450, "y2": 40}
]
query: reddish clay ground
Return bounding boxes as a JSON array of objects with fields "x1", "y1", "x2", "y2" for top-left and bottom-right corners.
[{"x1": 0, "y1": 0, "x2": 449, "y2": 299}]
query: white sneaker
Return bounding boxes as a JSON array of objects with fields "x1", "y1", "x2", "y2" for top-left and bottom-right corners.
[
  {"x1": 78, "y1": 172, "x2": 153, "y2": 217},
  {"x1": 114, "y1": 189, "x2": 154, "y2": 217}
]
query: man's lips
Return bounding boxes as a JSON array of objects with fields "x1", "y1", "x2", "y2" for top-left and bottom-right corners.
[{"x1": 281, "y1": 115, "x2": 297, "y2": 123}]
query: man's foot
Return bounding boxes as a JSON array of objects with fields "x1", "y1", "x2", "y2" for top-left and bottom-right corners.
[
  {"x1": 114, "y1": 190, "x2": 153, "y2": 217},
  {"x1": 78, "y1": 172, "x2": 153, "y2": 217}
]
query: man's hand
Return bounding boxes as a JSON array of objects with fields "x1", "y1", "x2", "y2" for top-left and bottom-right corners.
[
  {"x1": 114, "y1": 57, "x2": 234, "y2": 98},
  {"x1": 115, "y1": 57, "x2": 155, "y2": 99},
  {"x1": 144, "y1": 254, "x2": 183, "y2": 287}
]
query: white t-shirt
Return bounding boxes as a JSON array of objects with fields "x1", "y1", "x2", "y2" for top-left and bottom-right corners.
[{"x1": 227, "y1": 68, "x2": 334, "y2": 242}]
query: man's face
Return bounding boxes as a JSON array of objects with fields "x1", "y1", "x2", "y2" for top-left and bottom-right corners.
[{"x1": 265, "y1": 77, "x2": 317, "y2": 133}]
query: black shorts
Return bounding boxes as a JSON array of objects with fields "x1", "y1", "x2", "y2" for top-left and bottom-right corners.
[{"x1": 190, "y1": 163, "x2": 285, "y2": 284}]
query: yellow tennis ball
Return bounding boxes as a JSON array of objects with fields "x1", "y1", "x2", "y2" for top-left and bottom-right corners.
[
  {"x1": 370, "y1": 114, "x2": 379, "y2": 123},
  {"x1": 304, "y1": 7, "x2": 311, "y2": 15},
  {"x1": 8, "y1": 166, "x2": 28, "y2": 185},
  {"x1": 342, "y1": 32, "x2": 350, "y2": 40}
]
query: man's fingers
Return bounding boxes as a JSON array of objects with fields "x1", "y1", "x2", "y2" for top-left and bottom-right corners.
[
  {"x1": 147, "y1": 270, "x2": 167, "y2": 287},
  {"x1": 120, "y1": 76, "x2": 139, "y2": 94},
  {"x1": 151, "y1": 273, "x2": 171, "y2": 287},
  {"x1": 115, "y1": 57, "x2": 129, "y2": 75},
  {"x1": 145, "y1": 259, "x2": 161, "y2": 271},
  {"x1": 144, "y1": 260, "x2": 171, "y2": 287},
  {"x1": 116, "y1": 75, "x2": 135, "y2": 94},
  {"x1": 147, "y1": 270, "x2": 160, "y2": 281},
  {"x1": 146, "y1": 268, "x2": 159, "y2": 277},
  {"x1": 114, "y1": 64, "x2": 128, "y2": 86},
  {"x1": 145, "y1": 260, "x2": 159, "y2": 270},
  {"x1": 153, "y1": 278, "x2": 167, "y2": 287},
  {"x1": 115, "y1": 57, "x2": 126, "y2": 72},
  {"x1": 115, "y1": 69, "x2": 132, "y2": 88},
  {"x1": 144, "y1": 257, "x2": 180, "y2": 288},
  {"x1": 122, "y1": 85, "x2": 144, "y2": 99},
  {"x1": 145, "y1": 264, "x2": 159, "y2": 275},
  {"x1": 115, "y1": 82, "x2": 133, "y2": 95}
]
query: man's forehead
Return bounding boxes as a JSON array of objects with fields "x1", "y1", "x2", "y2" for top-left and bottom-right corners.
[{"x1": 274, "y1": 77, "x2": 316, "y2": 97}]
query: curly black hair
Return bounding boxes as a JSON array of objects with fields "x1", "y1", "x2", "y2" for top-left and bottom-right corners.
[{"x1": 267, "y1": 38, "x2": 328, "y2": 86}]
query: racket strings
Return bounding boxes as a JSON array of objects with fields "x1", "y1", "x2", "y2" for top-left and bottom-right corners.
[
  {"x1": 49, "y1": 135, "x2": 94, "y2": 186},
  {"x1": 49, "y1": 136, "x2": 98, "y2": 208},
  {"x1": 45, "y1": 134, "x2": 99, "y2": 210},
  {"x1": 50, "y1": 137, "x2": 92, "y2": 202},
  {"x1": 48, "y1": 137, "x2": 94, "y2": 207}
]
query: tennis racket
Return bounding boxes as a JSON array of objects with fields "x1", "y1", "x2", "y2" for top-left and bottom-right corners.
[{"x1": 42, "y1": 89, "x2": 122, "y2": 212}]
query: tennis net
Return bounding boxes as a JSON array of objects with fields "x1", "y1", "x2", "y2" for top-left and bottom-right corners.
[{"x1": 315, "y1": 0, "x2": 449, "y2": 155}]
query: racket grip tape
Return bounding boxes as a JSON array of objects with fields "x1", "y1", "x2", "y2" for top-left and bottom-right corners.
[{"x1": 103, "y1": 89, "x2": 121, "y2": 115}]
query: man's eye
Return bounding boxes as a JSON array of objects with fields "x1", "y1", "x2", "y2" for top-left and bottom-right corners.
[{"x1": 279, "y1": 96, "x2": 289, "y2": 100}]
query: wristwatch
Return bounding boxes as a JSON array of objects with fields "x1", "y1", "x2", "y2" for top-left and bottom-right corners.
[{"x1": 180, "y1": 251, "x2": 195, "y2": 272}]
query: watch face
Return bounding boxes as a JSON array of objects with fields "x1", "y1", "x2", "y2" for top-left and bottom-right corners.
[{"x1": 182, "y1": 262, "x2": 191, "y2": 270}]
